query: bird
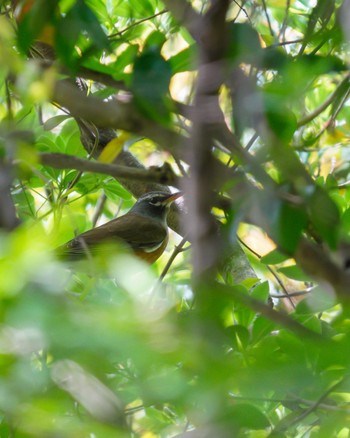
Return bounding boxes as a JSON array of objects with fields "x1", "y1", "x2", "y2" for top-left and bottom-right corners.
[{"x1": 56, "y1": 191, "x2": 182, "y2": 264}]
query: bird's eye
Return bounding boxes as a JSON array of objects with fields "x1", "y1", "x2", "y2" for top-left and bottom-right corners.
[{"x1": 150, "y1": 201, "x2": 161, "y2": 206}]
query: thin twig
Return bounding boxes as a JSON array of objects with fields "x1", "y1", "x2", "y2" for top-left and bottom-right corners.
[
  {"x1": 277, "y1": 0, "x2": 290, "y2": 42},
  {"x1": 216, "y1": 282, "x2": 327, "y2": 342},
  {"x1": 329, "y1": 85, "x2": 350, "y2": 125},
  {"x1": 61, "y1": 124, "x2": 100, "y2": 197},
  {"x1": 5, "y1": 78, "x2": 13, "y2": 120},
  {"x1": 149, "y1": 236, "x2": 189, "y2": 306},
  {"x1": 159, "y1": 235, "x2": 189, "y2": 282},
  {"x1": 297, "y1": 73, "x2": 350, "y2": 127},
  {"x1": 261, "y1": 0, "x2": 274, "y2": 37},
  {"x1": 270, "y1": 38, "x2": 304, "y2": 47},
  {"x1": 92, "y1": 193, "x2": 108, "y2": 227},
  {"x1": 270, "y1": 288, "x2": 314, "y2": 298},
  {"x1": 109, "y1": 10, "x2": 168, "y2": 39},
  {"x1": 271, "y1": 379, "x2": 344, "y2": 434},
  {"x1": 232, "y1": 0, "x2": 251, "y2": 23},
  {"x1": 229, "y1": 393, "x2": 350, "y2": 413}
]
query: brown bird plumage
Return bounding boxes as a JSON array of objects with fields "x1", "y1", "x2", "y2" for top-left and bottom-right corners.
[{"x1": 57, "y1": 191, "x2": 182, "y2": 264}]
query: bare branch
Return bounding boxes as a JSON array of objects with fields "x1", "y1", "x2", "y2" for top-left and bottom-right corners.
[
  {"x1": 297, "y1": 73, "x2": 350, "y2": 127},
  {"x1": 52, "y1": 80, "x2": 187, "y2": 161},
  {"x1": 216, "y1": 282, "x2": 328, "y2": 343},
  {"x1": 271, "y1": 379, "x2": 344, "y2": 434},
  {"x1": 159, "y1": 235, "x2": 188, "y2": 282},
  {"x1": 109, "y1": 10, "x2": 168, "y2": 39},
  {"x1": 37, "y1": 153, "x2": 180, "y2": 187}
]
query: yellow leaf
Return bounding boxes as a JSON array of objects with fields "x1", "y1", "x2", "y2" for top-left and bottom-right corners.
[{"x1": 98, "y1": 133, "x2": 131, "y2": 163}]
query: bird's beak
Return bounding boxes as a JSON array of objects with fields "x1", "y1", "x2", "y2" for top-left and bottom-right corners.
[{"x1": 163, "y1": 191, "x2": 183, "y2": 205}]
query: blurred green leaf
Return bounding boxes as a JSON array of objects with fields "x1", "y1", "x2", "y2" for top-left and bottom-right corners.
[
  {"x1": 263, "y1": 92, "x2": 298, "y2": 143},
  {"x1": 275, "y1": 202, "x2": 308, "y2": 253},
  {"x1": 261, "y1": 248, "x2": 290, "y2": 265},
  {"x1": 43, "y1": 115, "x2": 71, "y2": 131},
  {"x1": 295, "y1": 286, "x2": 336, "y2": 314},
  {"x1": 74, "y1": 173, "x2": 102, "y2": 194},
  {"x1": 277, "y1": 265, "x2": 310, "y2": 281},
  {"x1": 56, "y1": 0, "x2": 109, "y2": 67},
  {"x1": 168, "y1": 45, "x2": 197, "y2": 73},
  {"x1": 112, "y1": 44, "x2": 139, "y2": 72},
  {"x1": 252, "y1": 316, "x2": 276, "y2": 344},
  {"x1": 103, "y1": 180, "x2": 133, "y2": 203},
  {"x1": 227, "y1": 22, "x2": 262, "y2": 64},
  {"x1": 293, "y1": 313, "x2": 322, "y2": 333},
  {"x1": 225, "y1": 325, "x2": 250, "y2": 350},
  {"x1": 251, "y1": 281, "x2": 270, "y2": 302},
  {"x1": 3, "y1": 1, "x2": 350, "y2": 436},
  {"x1": 144, "y1": 30, "x2": 166, "y2": 49},
  {"x1": 12, "y1": 188, "x2": 36, "y2": 220},
  {"x1": 306, "y1": 186, "x2": 340, "y2": 248},
  {"x1": 227, "y1": 403, "x2": 270, "y2": 430},
  {"x1": 131, "y1": 47, "x2": 172, "y2": 123},
  {"x1": 17, "y1": 0, "x2": 59, "y2": 52}
]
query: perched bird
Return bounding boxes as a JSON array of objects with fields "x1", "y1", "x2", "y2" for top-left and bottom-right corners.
[{"x1": 57, "y1": 191, "x2": 182, "y2": 264}]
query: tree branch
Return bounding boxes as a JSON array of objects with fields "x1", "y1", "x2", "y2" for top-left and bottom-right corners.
[
  {"x1": 52, "y1": 80, "x2": 187, "y2": 161},
  {"x1": 52, "y1": 80, "x2": 232, "y2": 191},
  {"x1": 37, "y1": 152, "x2": 180, "y2": 187},
  {"x1": 297, "y1": 73, "x2": 350, "y2": 127},
  {"x1": 183, "y1": 0, "x2": 230, "y2": 278},
  {"x1": 216, "y1": 282, "x2": 329, "y2": 343}
]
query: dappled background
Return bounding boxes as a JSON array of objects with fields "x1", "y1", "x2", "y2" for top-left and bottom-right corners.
[{"x1": 1, "y1": 0, "x2": 350, "y2": 437}]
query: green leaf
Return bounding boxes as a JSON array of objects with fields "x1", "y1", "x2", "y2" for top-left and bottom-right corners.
[
  {"x1": 306, "y1": 186, "x2": 340, "y2": 249},
  {"x1": 240, "y1": 277, "x2": 260, "y2": 290},
  {"x1": 227, "y1": 23, "x2": 262, "y2": 64},
  {"x1": 12, "y1": 188, "x2": 36, "y2": 220},
  {"x1": 252, "y1": 316, "x2": 276, "y2": 343},
  {"x1": 278, "y1": 202, "x2": 308, "y2": 253},
  {"x1": 225, "y1": 325, "x2": 250, "y2": 350},
  {"x1": 17, "y1": 0, "x2": 59, "y2": 52},
  {"x1": 325, "y1": 174, "x2": 338, "y2": 190},
  {"x1": 260, "y1": 196, "x2": 307, "y2": 253},
  {"x1": 261, "y1": 248, "x2": 290, "y2": 265},
  {"x1": 278, "y1": 265, "x2": 310, "y2": 282},
  {"x1": 296, "y1": 54, "x2": 346, "y2": 76},
  {"x1": 251, "y1": 281, "x2": 270, "y2": 302},
  {"x1": 144, "y1": 31, "x2": 166, "y2": 49},
  {"x1": 293, "y1": 314, "x2": 322, "y2": 334},
  {"x1": 74, "y1": 173, "x2": 102, "y2": 194},
  {"x1": 341, "y1": 207, "x2": 350, "y2": 235},
  {"x1": 103, "y1": 180, "x2": 132, "y2": 203},
  {"x1": 295, "y1": 286, "x2": 336, "y2": 314},
  {"x1": 258, "y1": 47, "x2": 289, "y2": 70},
  {"x1": 263, "y1": 93, "x2": 298, "y2": 143},
  {"x1": 168, "y1": 45, "x2": 197, "y2": 73},
  {"x1": 80, "y1": 58, "x2": 117, "y2": 75},
  {"x1": 56, "y1": 0, "x2": 109, "y2": 66},
  {"x1": 228, "y1": 403, "x2": 270, "y2": 430},
  {"x1": 112, "y1": 44, "x2": 139, "y2": 72},
  {"x1": 131, "y1": 47, "x2": 172, "y2": 123},
  {"x1": 43, "y1": 115, "x2": 71, "y2": 131}
]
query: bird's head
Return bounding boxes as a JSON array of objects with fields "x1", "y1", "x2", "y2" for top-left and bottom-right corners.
[{"x1": 130, "y1": 191, "x2": 182, "y2": 222}]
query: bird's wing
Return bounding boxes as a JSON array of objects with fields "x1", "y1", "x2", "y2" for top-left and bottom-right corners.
[
  {"x1": 58, "y1": 213, "x2": 167, "y2": 259},
  {"x1": 102, "y1": 213, "x2": 167, "y2": 249}
]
